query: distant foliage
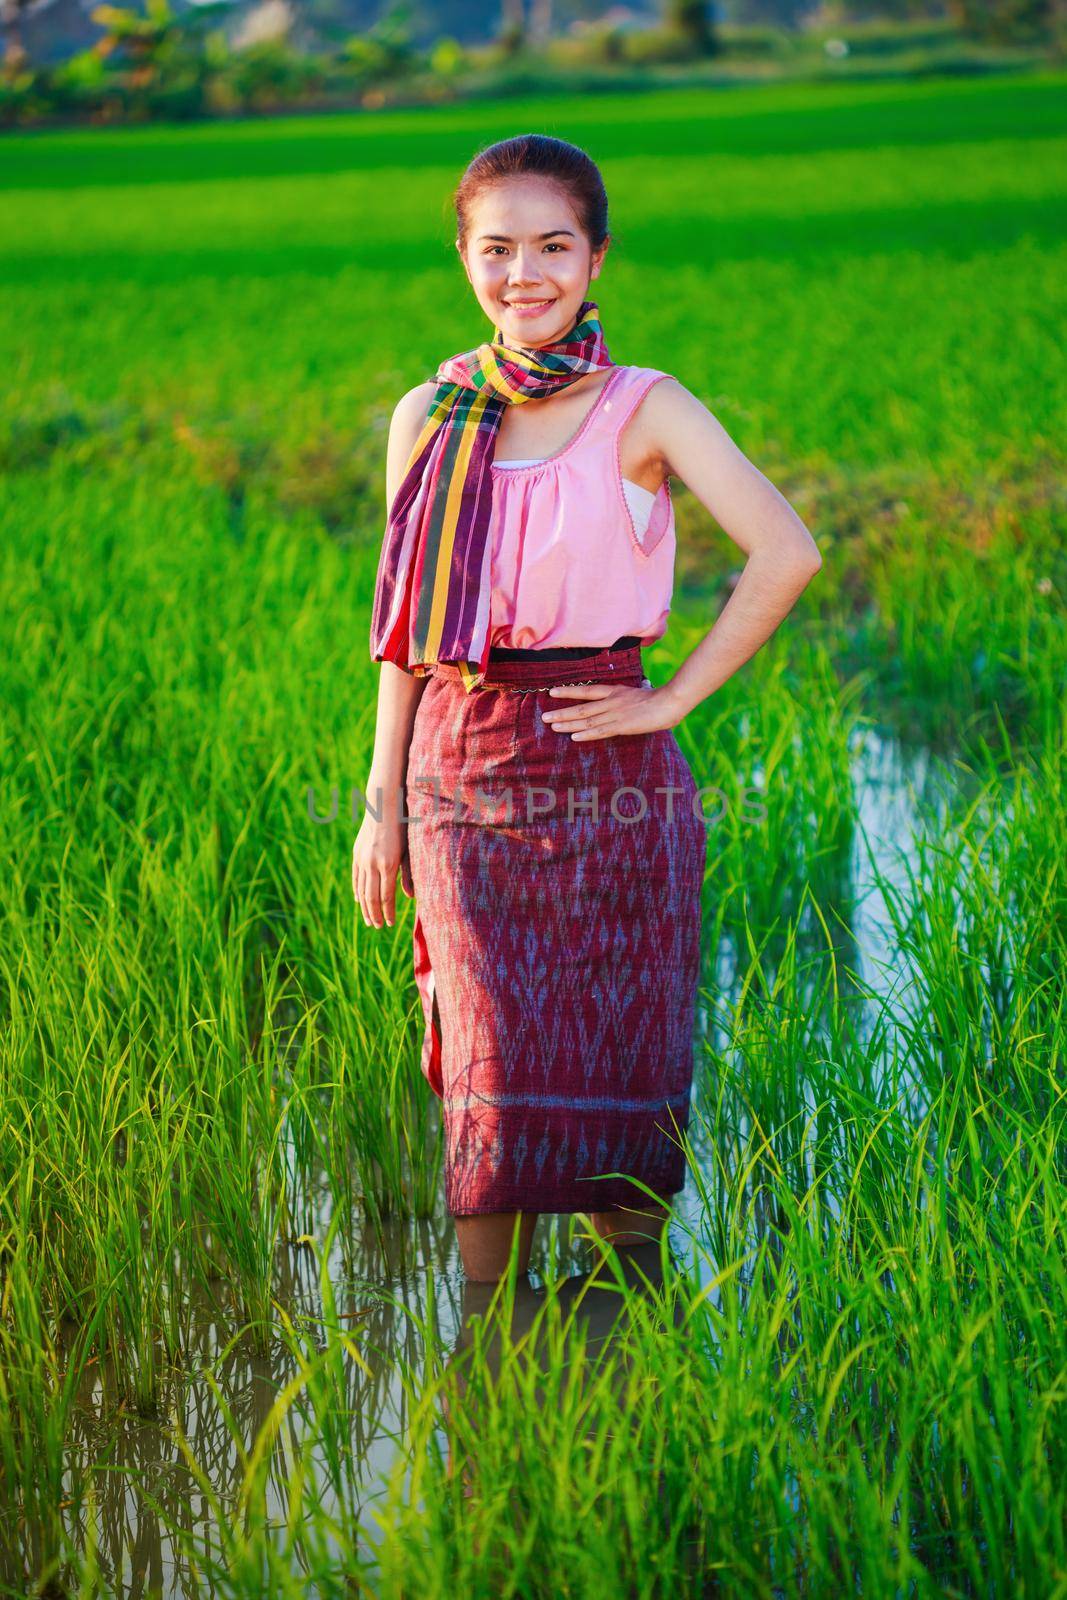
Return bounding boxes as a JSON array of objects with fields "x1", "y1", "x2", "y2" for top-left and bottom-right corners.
[
  {"x1": 946, "y1": 0, "x2": 1054, "y2": 41},
  {"x1": 665, "y1": 0, "x2": 720, "y2": 54},
  {"x1": 0, "y1": 2, "x2": 1059, "y2": 126}
]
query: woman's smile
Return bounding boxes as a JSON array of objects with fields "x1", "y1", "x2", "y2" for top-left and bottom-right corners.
[{"x1": 505, "y1": 297, "x2": 556, "y2": 318}]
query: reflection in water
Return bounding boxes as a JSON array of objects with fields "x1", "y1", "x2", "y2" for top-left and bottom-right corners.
[
  {"x1": 51, "y1": 1219, "x2": 689, "y2": 1594},
  {"x1": 667, "y1": 724, "x2": 984, "y2": 1311},
  {"x1": 439, "y1": 1238, "x2": 687, "y2": 1564},
  {"x1": 26, "y1": 727, "x2": 978, "y2": 1595}
]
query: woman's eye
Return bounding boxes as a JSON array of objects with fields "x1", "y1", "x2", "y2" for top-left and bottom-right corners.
[{"x1": 485, "y1": 244, "x2": 564, "y2": 255}]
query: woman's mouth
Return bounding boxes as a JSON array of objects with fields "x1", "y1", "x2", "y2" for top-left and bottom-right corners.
[{"x1": 505, "y1": 298, "x2": 556, "y2": 319}]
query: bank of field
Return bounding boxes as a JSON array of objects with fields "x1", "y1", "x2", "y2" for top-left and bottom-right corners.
[{"x1": 0, "y1": 72, "x2": 1065, "y2": 1598}]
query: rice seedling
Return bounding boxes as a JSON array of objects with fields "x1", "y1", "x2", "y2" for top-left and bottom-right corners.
[
  {"x1": 149, "y1": 1214, "x2": 379, "y2": 1597},
  {"x1": 0, "y1": 1230, "x2": 108, "y2": 1596}
]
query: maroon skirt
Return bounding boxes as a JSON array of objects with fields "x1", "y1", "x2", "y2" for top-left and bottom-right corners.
[{"x1": 405, "y1": 641, "x2": 706, "y2": 1217}]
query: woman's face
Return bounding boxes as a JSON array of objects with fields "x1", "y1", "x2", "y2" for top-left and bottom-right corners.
[{"x1": 457, "y1": 176, "x2": 608, "y2": 349}]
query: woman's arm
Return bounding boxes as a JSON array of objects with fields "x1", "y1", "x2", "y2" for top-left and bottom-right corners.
[
  {"x1": 644, "y1": 378, "x2": 823, "y2": 722},
  {"x1": 542, "y1": 379, "x2": 823, "y2": 741},
  {"x1": 354, "y1": 380, "x2": 437, "y2": 928}
]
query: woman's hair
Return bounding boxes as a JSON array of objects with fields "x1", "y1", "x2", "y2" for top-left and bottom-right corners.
[{"x1": 453, "y1": 134, "x2": 611, "y2": 255}]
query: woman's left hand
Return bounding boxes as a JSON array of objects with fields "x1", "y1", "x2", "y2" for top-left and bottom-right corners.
[{"x1": 539, "y1": 679, "x2": 682, "y2": 740}]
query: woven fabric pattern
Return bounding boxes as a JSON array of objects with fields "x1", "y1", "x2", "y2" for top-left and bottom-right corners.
[{"x1": 405, "y1": 645, "x2": 706, "y2": 1216}]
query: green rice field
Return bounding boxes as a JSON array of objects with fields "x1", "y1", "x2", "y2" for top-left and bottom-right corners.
[{"x1": 0, "y1": 69, "x2": 1065, "y2": 1597}]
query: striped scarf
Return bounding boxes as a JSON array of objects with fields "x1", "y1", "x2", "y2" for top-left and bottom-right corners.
[{"x1": 369, "y1": 298, "x2": 615, "y2": 693}]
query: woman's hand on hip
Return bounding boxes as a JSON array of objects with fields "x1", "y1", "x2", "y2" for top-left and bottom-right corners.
[
  {"x1": 539, "y1": 680, "x2": 684, "y2": 740},
  {"x1": 352, "y1": 814, "x2": 413, "y2": 929}
]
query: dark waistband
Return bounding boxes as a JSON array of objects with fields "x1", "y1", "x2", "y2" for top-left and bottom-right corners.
[{"x1": 487, "y1": 633, "x2": 642, "y2": 663}]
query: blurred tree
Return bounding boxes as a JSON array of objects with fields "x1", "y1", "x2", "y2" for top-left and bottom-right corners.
[
  {"x1": 804, "y1": 0, "x2": 937, "y2": 14},
  {"x1": 666, "y1": 0, "x2": 717, "y2": 51},
  {"x1": 946, "y1": 0, "x2": 1053, "y2": 38},
  {"x1": 429, "y1": 31, "x2": 465, "y2": 73},
  {"x1": 87, "y1": 0, "x2": 231, "y2": 105},
  {"x1": 552, "y1": 0, "x2": 617, "y2": 23},
  {"x1": 371, "y1": 0, "x2": 412, "y2": 46},
  {"x1": 1, "y1": 0, "x2": 31, "y2": 69},
  {"x1": 719, "y1": 0, "x2": 806, "y2": 23},
  {"x1": 528, "y1": 0, "x2": 552, "y2": 46},
  {"x1": 500, "y1": 0, "x2": 525, "y2": 50},
  {"x1": 91, "y1": 0, "x2": 179, "y2": 85}
]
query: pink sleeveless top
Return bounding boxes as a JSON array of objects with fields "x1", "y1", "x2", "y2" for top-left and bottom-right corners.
[{"x1": 487, "y1": 364, "x2": 676, "y2": 651}]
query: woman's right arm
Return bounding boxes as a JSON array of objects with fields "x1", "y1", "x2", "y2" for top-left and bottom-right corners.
[{"x1": 353, "y1": 380, "x2": 438, "y2": 930}]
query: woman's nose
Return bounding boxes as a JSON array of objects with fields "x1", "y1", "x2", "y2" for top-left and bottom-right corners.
[{"x1": 508, "y1": 253, "x2": 545, "y2": 284}]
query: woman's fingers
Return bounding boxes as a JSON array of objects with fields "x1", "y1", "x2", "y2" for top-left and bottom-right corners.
[
  {"x1": 354, "y1": 826, "x2": 410, "y2": 928},
  {"x1": 542, "y1": 699, "x2": 616, "y2": 727},
  {"x1": 543, "y1": 686, "x2": 654, "y2": 734},
  {"x1": 364, "y1": 863, "x2": 384, "y2": 928},
  {"x1": 358, "y1": 856, "x2": 400, "y2": 927},
  {"x1": 544, "y1": 683, "x2": 613, "y2": 707},
  {"x1": 357, "y1": 865, "x2": 373, "y2": 927},
  {"x1": 377, "y1": 859, "x2": 397, "y2": 927},
  {"x1": 353, "y1": 851, "x2": 380, "y2": 927},
  {"x1": 543, "y1": 685, "x2": 648, "y2": 718},
  {"x1": 352, "y1": 852, "x2": 368, "y2": 925},
  {"x1": 570, "y1": 704, "x2": 662, "y2": 738}
]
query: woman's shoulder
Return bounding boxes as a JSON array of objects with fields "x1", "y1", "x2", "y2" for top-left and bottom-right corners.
[
  {"x1": 600, "y1": 365, "x2": 688, "y2": 432},
  {"x1": 393, "y1": 378, "x2": 438, "y2": 422},
  {"x1": 387, "y1": 379, "x2": 438, "y2": 461},
  {"x1": 613, "y1": 364, "x2": 692, "y2": 415},
  {"x1": 603, "y1": 364, "x2": 687, "y2": 418},
  {"x1": 614, "y1": 362, "x2": 681, "y2": 390}
]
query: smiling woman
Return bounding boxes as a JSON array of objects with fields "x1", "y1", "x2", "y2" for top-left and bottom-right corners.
[
  {"x1": 459, "y1": 157, "x2": 598, "y2": 351},
  {"x1": 355, "y1": 131, "x2": 822, "y2": 1284}
]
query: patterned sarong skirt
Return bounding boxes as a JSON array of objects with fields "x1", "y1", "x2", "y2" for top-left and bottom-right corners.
[{"x1": 404, "y1": 637, "x2": 706, "y2": 1217}]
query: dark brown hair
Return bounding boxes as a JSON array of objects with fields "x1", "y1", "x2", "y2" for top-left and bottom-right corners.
[{"x1": 453, "y1": 134, "x2": 611, "y2": 256}]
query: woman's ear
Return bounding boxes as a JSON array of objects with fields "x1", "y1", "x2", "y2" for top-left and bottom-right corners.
[{"x1": 590, "y1": 235, "x2": 611, "y2": 281}]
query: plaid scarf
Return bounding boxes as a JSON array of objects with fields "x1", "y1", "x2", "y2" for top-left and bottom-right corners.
[{"x1": 369, "y1": 298, "x2": 615, "y2": 693}]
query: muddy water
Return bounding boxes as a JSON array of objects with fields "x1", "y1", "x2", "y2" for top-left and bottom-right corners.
[
  {"x1": 34, "y1": 728, "x2": 982, "y2": 1596},
  {"x1": 52, "y1": 1213, "x2": 676, "y2": 1595}
]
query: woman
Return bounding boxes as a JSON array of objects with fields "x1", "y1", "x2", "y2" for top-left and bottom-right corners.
[{"x1": 354, "y1": 134, "x2": 821, "y2": 1283}]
